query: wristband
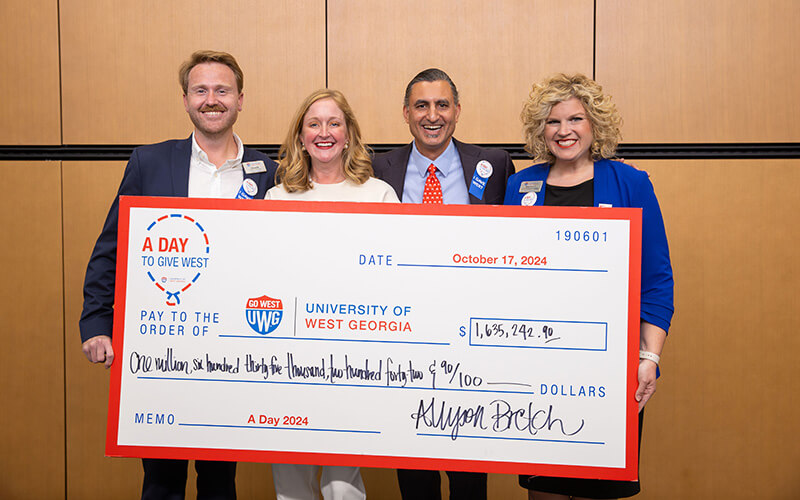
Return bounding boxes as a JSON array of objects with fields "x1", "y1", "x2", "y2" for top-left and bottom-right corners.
[{"x1": 639, "y1": 350, "x2": 660, "y2": 365}]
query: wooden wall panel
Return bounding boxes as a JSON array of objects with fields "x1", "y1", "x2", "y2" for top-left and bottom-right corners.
[
  {"x1": 596, "y1": 0, "x2": 800, "y2": 143},
  {"x1": 0, "y1": 161, "x2": 65, "y2": 499},
  {"x1": 62, "y1": 161, "x2": 142, "y2": 498},
  {"x1": 0, "y1": 0, "x2": 61, "y2": 144},
  {"x1": 6, "y1": 2, "x2": 794, "y2": 498},
  {"x1": 512, "y1": 159, "x2": 531, "y2": 173},
  {"x1": 362, "y1": 467, "x2": 402, "y2": 499},
  {"x1": 328, "y1": 0, "x2": 593, "y2": 144},
  {"x1": 634, "y1": 159, "x2": 800, "y2": 498},
  {"x1": 60, "y1": 0, "x2": 325, "y2": 145}
]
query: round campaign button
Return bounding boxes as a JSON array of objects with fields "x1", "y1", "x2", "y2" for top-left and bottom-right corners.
[
  {"x1": 521, "y1": 192, "x2": 537, "y2": 206},
  {"x1": 476, "y1": 160, "x2": 493, "y2": 178},
  {"x1": 242, "y1": 178, "x2": 258, "y2": 196}
]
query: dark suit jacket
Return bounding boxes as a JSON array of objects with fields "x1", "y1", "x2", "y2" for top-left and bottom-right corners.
[
  {"x1": 371, "y1": 138, "x2": 514, "y2": 204},
  {"x1": 79, "y1": 137, "x2": 277, "y2": 342}
]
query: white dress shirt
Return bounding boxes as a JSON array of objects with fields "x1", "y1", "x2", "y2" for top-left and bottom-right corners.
[
  {"x1": 187, "y1": 133, "x2": 245, "y2": 198},
  {"x1": 402, "y1": 139, "x2": 469, "y2": 204}
]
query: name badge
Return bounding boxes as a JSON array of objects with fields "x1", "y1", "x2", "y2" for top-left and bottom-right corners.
[
  {"x1": 519, "y1": 180, "x2": 543, "y2": 193},
  {"x1": 468, "y1": 160, "x2": 493, "y2": 200},
  {"x1": 242, "y1": 160, "x2": 267, "y2": 174},
  {"x1": 235, "y1": 178, "x2": 258, "y2": 199}
]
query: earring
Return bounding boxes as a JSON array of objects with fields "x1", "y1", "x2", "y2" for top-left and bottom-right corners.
[
  {"x1": 301, "y1": 142, "x2": 306, "y2": 151},
  {"x1": 344, "y1": 142, "x2": 350, "y2": 151}
]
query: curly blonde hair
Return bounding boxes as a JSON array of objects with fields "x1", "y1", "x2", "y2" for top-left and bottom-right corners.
[
  {"x1": 277, "y1": 89, "x2": 373, "y2": 192},
  {"x1": 521, "y1": 74, "x2": 622, "y2": 164}
]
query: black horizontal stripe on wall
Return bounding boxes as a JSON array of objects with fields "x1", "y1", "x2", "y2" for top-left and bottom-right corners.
[{"x1": 1, "y1": 143, "x2": 800, "y2": 162}]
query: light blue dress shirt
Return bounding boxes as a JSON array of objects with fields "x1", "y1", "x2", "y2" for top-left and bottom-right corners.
[{"x1": 402, "y1": 140, "x2": 470, "y2": 204}]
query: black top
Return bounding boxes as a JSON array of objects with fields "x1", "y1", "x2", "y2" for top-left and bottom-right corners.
[{"x1": 544, "y1": 178, "x2": 594, "y2": 207}]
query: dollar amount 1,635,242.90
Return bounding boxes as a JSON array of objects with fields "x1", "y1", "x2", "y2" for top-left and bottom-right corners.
[{"x1": 473, "y1": 321, "x2": 559, "y2": 344}]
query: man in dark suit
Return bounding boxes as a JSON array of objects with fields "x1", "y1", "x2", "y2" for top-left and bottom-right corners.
[
  {"x1": 372, "y1": 68, "x2": 514, "y2": 500},
  {"x1": 79, "y1": 50, "x2": 277, "y2": 500},
  {"x1": 372, "y1": 68, "x2": 513, "y2": 207}
]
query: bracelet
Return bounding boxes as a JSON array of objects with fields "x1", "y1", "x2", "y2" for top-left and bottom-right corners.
[{"x1": 639, "y1": 350, "x2": 660, "y2": 365}]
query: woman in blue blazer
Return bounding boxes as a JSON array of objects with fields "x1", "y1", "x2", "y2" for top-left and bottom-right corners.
[{"x1": 505, "y1": 74, "x2": 674, "y2": 500}]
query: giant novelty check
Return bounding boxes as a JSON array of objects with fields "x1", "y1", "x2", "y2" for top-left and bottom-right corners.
[{"x1": 106, "y1": 196, "x2": 642, "y2": 480}]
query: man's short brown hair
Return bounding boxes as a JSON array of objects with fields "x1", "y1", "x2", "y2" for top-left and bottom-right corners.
[{"x1": 178, "y1": 50, "x2": 244, "y2": 94}]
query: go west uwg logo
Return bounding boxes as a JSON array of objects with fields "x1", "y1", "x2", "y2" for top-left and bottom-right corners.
[{"x1": 245, "y1": 295, "x2": 283, "y2": 335}]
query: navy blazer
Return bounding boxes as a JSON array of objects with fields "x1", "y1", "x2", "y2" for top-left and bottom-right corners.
[
  {"x1": 79, "y1": 137, "x2": 277, "y2": 342},
  {"x1": 505, "y1": 160, "x2": 674, "y2": 332},
  {"x1": 372, "y1": 139, "x2": 514, "y2": 204}
]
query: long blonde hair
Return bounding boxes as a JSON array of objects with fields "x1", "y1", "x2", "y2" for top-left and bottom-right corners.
[{"x1": 276, "y1": 89, "x2": 373, "y2": 192}]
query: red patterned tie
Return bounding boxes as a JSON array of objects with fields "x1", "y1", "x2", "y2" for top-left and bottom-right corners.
[{"x1": 422, "y1": 164, "x2": 443, "y2": 204}]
